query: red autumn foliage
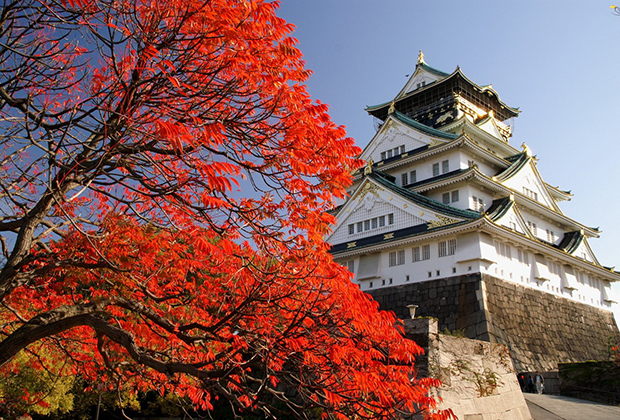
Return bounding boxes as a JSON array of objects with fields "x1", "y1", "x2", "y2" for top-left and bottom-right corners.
[{"x1": 0, "y1": 0, "x2": 453, "y2": 418}]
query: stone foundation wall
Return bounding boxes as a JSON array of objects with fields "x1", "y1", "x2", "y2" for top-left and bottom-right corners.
[
  {"x1": 369, "y1": 274, "x2": 488, "y2": 337},
  {"x1": 404, "y1": 318, "x2": 532, "y2": 420},
  {"x1": 369, "y1": 274, "x2": 620, "y2": 372},
  {"x1": 483, "y1": 275, "x2": 620, "y2": 372}
]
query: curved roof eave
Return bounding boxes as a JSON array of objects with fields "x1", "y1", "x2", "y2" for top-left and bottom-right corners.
[
  {"x1": 369, "y1": 172, "x2": 482, "y2": 220},
  {"x1": 479, "y1": 220, "x2": 617, "y2": 281},
  {"x1": 452, "y1": 67, "x2": 521, "y2": 114},
  {"x1": 367, "y1": 65, "x2": 520, "y2": 120},
  {"x1": 442, "y1": 116, "x2": 520, "y2": 156},
  {"x1": 393, "y1": 111, "x2": 459, "y2": 139},
  {"x1": 409, "y1": 167, "x2": 600, "y2": 237},
  {"x1": 495, "y1": 152, "x2": 529, "y2": 182}
]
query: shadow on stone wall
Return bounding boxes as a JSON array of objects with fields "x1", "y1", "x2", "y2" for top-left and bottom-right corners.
[
  {"x1": 559, "y1": 361, "x2": 620, "y2": 405},
  {"x1": 369, "y1": 274, "x2": 620, "y2": 372}
]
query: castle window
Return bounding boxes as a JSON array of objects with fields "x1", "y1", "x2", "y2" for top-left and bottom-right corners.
[
  {"x1": 387, "y1": 149, "x2": 393, "y2": 159},
  {"x1": 389, "y1": 250, "x2": 405, "y2": 267},
  {"x1": 351, "y1": 214, "x2": 393, "y2": 235},
  {"x1": 410, "y1": 170, "x2": 417, "y2": 183},
  {"x1": 527, "y1": 221, "x2": 537, "y2": 236},
  {"x1": 439, "y1": 239, "x2": 457, "y2": 257},
  {"x1": 344, "y1": 260, "x2": 354, "y2": 273},
  {"x1": 399, "y1": 145, "x2": 405, "y2": 154},
  {"x1": 472, "y1": 196, "x2": 484, "y2": 212},
  {"x1": 546, "y1": 229, "x2": 555, "y2": 243},
  {"x1": 523, "y1": 187, "x2": 538, "y2": 201},
  {"x1": 448, "y1": 239, "x2": 457, "y2": 255},
  {"x1": 401, "y1": 172, "x2": 408, "y2": 186},
  {"x1": 439, "y1": 241, "x2": 447, "y2": 257},
  {"x1": 432, "y1": 163, "x2": 440, "y2": 176},
  {"x1": 442, "y1": 190, "x2": 460, "y2": 204},
  {"x1": 413, "y1": 246, "x2": 421, "y2": 262},
  {"x1": 442, "y1": 160, "x2": 449, "y2": 173},
  {"x1": 422, "y1": 244, "x2": 431, "y2": 260},
  {"x1": 380, "y1": 151, "x2": 386, "y2": 160}
]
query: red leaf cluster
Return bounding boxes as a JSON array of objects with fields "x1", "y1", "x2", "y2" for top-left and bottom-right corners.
[{"x1": 0, "y1": 0, "x2": 453, "y2": 418}]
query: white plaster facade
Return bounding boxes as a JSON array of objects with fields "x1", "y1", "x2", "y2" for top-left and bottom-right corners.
[{"x1": 329, "y1": 55, "x2": 619, "y2": 312}]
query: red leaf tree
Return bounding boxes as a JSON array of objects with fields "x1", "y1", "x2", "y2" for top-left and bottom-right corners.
[{"x1": 0, "y1": 1, "x2": 452, "y2": 418}]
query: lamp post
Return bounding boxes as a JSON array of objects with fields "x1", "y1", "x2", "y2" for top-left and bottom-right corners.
[{"x1": 406, "y1": 304, "x2": 418, "y2": 319}]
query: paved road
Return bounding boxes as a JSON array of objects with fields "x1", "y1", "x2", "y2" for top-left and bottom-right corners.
[{"x1": 524, "y1": 393, "x2": 620, "y2": 420}]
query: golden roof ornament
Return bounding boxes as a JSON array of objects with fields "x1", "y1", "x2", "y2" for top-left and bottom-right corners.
[
  {"x1": 521, "y1": 142, "x2": 532, "y2": 157},
  {"x1": 417, "y1": 50, "x2": 425, "y2": 64},
  {"x1": 388, "y1": 100, "x2": 396, "y2": 115},
  {"x1": 363, "y1": 157, "x2": 374, "y2": 175}
]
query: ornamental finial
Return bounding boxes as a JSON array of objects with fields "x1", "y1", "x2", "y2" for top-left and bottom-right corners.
[
  {"x1": 388, "y1": 100, "x2": 396, "y2": 115},
  {"x1": 363, "y1": 157, "x2": 374, "y2": 176},
  {"x1": 417, "y1": 50, "x2": 425, "y2": 64},
  {"x1": 521, "y1": 142, "x2": 532, "y2": 157}
]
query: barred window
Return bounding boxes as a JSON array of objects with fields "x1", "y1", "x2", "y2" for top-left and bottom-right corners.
[
  {"x1": 451, "y1": 190, "x2": 459, "y2": 202},
  {"x1": 348, "y1": 224, "x2": 354, "y2": 235},
  {"x1": 442, "y1": 193, "x2": 450, "y2": 204},
  {"x1": 412, "y1": 246, "x2": 421, "y2": 262},
  {"x1": 439, "y1": 241, "x2": 448, "y2": 257},
  {"x1": 442, "y1": 160, "x2": 449, "y2": 173},
  {"x1": 432, "y1": 163, "x2": 440, "y2": 176},
  {"x1": 448, "y1": 239, "x2": 457, "y2": 255},
  {"x1": 401, "y1": 172, "x2": 408, "y2": 186},
  {"x1": 410, "y1": 170, "x2": 417, "y2": 183},
  {"x1": 422, "y1": 244, "x2": 431, "y2": 260},
  {"x1": 346, "y1": 260, "x2": 354, "y2": 273},
  {"x1": 389, "y1": 250, "x2": 405, "y2": 267}
]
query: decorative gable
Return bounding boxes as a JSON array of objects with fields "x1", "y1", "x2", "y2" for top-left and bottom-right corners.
[
  {"x1": 360, "y1": 118, "x2": 430, "y2": 164},
  {"x1": 327, "y1": 177, "x2": 471, "y2": 248},
  {"x1": 487, "y1": 198, "x2": 530, "y2": 237},
  {"x1": 571, "y1": 237, "x2": 599, "y2": 265},
  {"x1": 476, "y1": 116, "x2": 507, "y2": 142},
  {"x1": 497, "y1": 155, "x2": 558, "y2": 211}
]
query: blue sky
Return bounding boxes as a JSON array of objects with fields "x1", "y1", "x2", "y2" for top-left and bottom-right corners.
[{"x1": 276, "y1": 1, "x2": 620, "y2": 318}]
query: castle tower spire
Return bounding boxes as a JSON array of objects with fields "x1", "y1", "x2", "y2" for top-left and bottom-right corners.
[{"x1": 417, "y1": 50, "x2": 425, "y2": 64}]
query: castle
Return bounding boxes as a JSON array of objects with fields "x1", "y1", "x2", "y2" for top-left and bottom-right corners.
[{"x1": 328, "y1": 52, "x2": 620, "y2": 371}]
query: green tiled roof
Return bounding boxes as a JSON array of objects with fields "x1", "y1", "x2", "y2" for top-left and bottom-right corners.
[
  {"x1": 393, "y1": 111, "x2": 459, "y2": 140},
  {"x1": 495, "y1": 153, "x2": 528, "y2": 181},
  {"x1": 418, "y1": 62, "x2": 451, "y2": 77},
  {"x1": 557, "y1": 231, "x2": 584, "y2": 254},
  {"x1": 406, "y1": 168, "x2": 469, "y2": 188},
  {"x1": 369, "y1": 173, "x2": 481, "y2": 220},
  {"x1": 485, "y1": 197, "x2": 513, "y2": 221}
]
